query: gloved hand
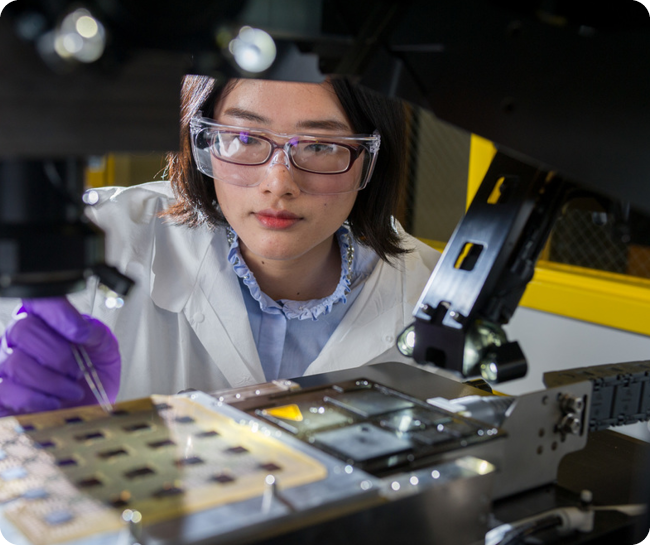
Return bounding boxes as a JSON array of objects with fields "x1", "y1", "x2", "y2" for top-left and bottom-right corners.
[{"x1": 0, "y1": 298, "x2": 121, "y2": 416}]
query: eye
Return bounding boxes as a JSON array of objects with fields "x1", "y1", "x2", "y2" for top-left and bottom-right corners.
[
  {"x1": 234, "y1": 132, "x2": 263, "y2": 146},
  {"x1": 213, "y1": 131, "x2": 267, "y2": 161},
  {"x1": 215, "y1": 131, "x2": 262, "y2": 147},
  {"x1": 304, "y1": 142, "x2": 337, "y2": 154}
]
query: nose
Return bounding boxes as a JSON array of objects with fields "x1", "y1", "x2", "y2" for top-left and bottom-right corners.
[
  {"x1": 270, "y1": 148, "x2": 291, "y2": 169},
  {"x1": 260, "y1": 149, "x2": 301, "y2": 196}
]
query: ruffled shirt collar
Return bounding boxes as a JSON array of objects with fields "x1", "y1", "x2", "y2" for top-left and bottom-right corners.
[{"x1": 227, "y1": 226, "x2": 354, "y2": 321}]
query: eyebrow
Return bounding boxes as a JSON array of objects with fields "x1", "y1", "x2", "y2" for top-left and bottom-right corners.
[
  {"x1": 221, "y1": 108, "x2": 268, "y2": 124},
  {"x1": 221, "y1": 107, "x2": 351, "y2": 133},
  {"x1": 296, "y1": 119, "x2": 352, "y2": 132}
]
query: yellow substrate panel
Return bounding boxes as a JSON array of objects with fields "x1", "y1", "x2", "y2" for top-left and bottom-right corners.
[{"x1": 1, "y1": 396, "x2": 326, "y2": 544}]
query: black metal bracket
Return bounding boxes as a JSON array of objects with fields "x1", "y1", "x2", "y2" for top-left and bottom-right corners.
[{"x1": 409, "y1": 151, "x2": 571, "y2": 380}]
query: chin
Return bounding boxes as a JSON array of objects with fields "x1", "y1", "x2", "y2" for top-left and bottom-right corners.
[
  {"x1": 244, "y1": 233, "x2": 311, "y2": 261},
  {"x1": 254, "y1": 247, "x2": 306, "y2": 262}
]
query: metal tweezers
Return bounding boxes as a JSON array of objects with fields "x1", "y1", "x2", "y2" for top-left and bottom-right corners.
[{"x1": 70, "y1": 344, "x2": 113, "y2": 413}]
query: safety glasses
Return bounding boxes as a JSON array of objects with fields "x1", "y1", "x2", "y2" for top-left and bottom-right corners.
[{"x1": 190, "y1": 117, "x2": 381, "y2": 195}]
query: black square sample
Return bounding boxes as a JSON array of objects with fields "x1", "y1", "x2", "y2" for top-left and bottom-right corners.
[
  {"x1": 175, "y1": 456, "x2": 204, "y2": 467},
  {"x1": 313, "y1": 423, "x2": 412, "y2": 461},
  {"x1": 56, "y1": 458, "x2": 78, "y2": 467},
  {"x1": 148, "y1": 439, "x2": 175, "y2": 449},
  {"x1": 97, "y1": 448, "x2": 129, "y2": 460},
  {"x1": 108, "y1": 495, "x2": 130, "y2": 508},
  {"x1": 77, "y1": 476, "x2": 103, "y2": 488},
  {"x1": 410, "y1": 428, "x2": 455, "y2": 446},
  {"x1": 122, "y1": 423, "x2": 151, "y2": 433},
  {"x1": 124, "y1": 466, "x2": 156, "y2": 480},
  {"x1": 325, "y1": 390, "x2": 415, "y2": 418},
  {"x1": 74, "y1": 431, "x2": 105, "y2": 442},
  {"x1": 211, "y1": 473, "x2": 236, "y2": 484},
  {"x1": 380, "y1": 409, "x2": 432, "y2": 432},
  {"x1": 195, "y1": 430, "x2": 219, "y2": 438},
  {"x1": 152, "y1": 485, "x2": 184, "y2": 498},
  {"x1": 259, "y1": 462, "x2": 282, "y2": 472}
]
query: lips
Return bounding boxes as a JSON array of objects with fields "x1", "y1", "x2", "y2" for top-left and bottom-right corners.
[{"x1": 254, "y1": 209, "x2": 302, "y2": 229}]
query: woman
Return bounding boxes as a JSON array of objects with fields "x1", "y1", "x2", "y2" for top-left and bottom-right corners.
[{"x1": 0, "y1": 76, "x2": 439, "y2": 415}]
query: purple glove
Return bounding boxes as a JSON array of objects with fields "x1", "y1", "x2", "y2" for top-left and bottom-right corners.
[{"x1": 0, "y1": 298, "x2": 120, "y2": 416}]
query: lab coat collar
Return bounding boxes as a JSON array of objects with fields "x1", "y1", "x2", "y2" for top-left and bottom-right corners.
[
  {"x1": 305, "y1": 253, "x2": 414, "y2": 375},
  {"x1": 150, "y1": 220, "x2": 265, "y2": 387}
]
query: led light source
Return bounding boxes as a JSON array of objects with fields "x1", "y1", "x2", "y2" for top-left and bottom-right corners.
[
  {"x1": 396, "y1": 324, "x2": 416, "y2": 357},
  {"x1": 229, "y1": 26, "x2": 276, "y2": 73},
  {"x1": 53, "y1": 8, "x2": 105, "y2": 63}
]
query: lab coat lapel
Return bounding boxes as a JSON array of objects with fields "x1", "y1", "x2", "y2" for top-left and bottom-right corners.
[
  {"x1": 150, "y1": 221, "x2": 264, "y2": 387},
  {"x1": 305, "y1": 259, "x2": 404, "y2": 374},
  {"x1": 190, "y1": 236, "x2": 266, "y2": 386}
]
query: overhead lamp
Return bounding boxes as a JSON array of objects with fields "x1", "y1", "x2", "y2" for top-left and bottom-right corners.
[
  {"x1": 229, "y1": 26, "x2": 276, "y2": 73},
  {"x1": 52, "y1": 7, "x2": 106, "y2": 64}
]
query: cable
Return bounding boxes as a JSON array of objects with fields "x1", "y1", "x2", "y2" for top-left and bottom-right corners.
[{"x1": 486, "y1": 507, "x2": 594, "y2": 545}]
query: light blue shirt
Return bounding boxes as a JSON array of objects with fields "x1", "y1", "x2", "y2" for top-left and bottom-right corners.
[{"x1": 227, "y1": 226, "x2": 379, "y2": 381}]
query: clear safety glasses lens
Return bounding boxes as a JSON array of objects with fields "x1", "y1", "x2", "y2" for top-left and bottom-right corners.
[
  {"x1": 211, "y1": 131, "x2": 358, "y2": 174},
  {"x1": 190, "y1": 117, "x2": 381, "y2": 195}
]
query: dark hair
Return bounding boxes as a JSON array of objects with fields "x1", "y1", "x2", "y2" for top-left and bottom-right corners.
[{"x1": 163, "y1": 75, "x2": 408, "y2": 261}]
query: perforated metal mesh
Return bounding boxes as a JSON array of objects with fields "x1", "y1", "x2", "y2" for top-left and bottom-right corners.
[
  {"x1": 402, "y1": 107, "x2": 469, "y2": 242},
  {"x1": 402, "y1": 112, "x2": 650, "y2": 280},
  {"x1": 547, "y1": 201, "x2": 650, "y2": 279}
]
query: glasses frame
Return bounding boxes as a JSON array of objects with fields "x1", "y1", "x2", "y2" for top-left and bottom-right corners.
[
  {"x1": 209, "y1": 129, "x2": 366, "y2": 175},
  {"x1": 189, "y1": 116, "x2": 381, "y2": 194}
]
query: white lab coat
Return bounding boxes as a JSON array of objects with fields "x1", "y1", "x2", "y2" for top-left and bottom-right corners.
[{"x1": 3, "y1": 181, "x2": 441, "y2": 401}]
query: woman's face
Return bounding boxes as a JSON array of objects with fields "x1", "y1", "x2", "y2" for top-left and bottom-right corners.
[{"x1": 211, "y1": 79, "x2": 359, "y2": 265}]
